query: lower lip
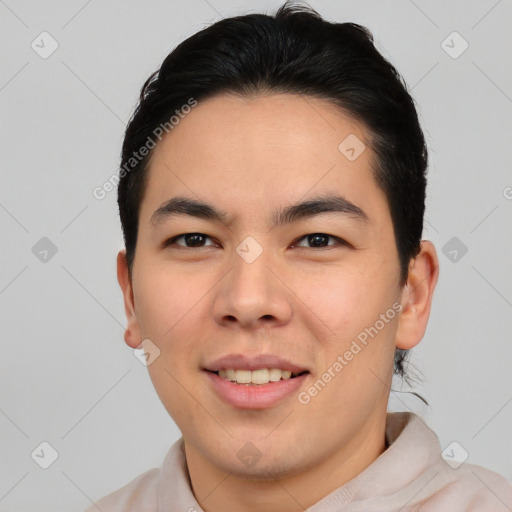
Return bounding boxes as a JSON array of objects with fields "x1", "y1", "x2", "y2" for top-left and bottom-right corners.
[{"x1": 204, "y1": 371, "x2": 309, "y2": 409}]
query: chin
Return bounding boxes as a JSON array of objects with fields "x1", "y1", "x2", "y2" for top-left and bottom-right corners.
[
  {"x1": 230, "y1": 459, "x2": 303, "y2": 482},
  {"x1": 212, "y1": 445, "x2": 308, "y2": 482}
]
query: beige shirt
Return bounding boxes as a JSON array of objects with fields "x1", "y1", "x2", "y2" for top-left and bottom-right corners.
[{"x1": 84, "y1": 412, "x2": 512, "y2": 511}]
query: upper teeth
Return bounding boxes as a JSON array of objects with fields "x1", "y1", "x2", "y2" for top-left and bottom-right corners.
[{"x1": 218, "y1": 368, "x2": 297, "y2": 384}]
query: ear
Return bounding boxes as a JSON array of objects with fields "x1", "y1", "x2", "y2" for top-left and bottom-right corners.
[
  {"x1": 395, "y1": 240, "x2": 439, "y2": 350},
  {"x1": 117, "y1": 249, "x2": 142, "y2": 349}
]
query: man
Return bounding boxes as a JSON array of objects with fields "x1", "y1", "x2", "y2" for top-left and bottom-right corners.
[{"x1": 86, "y1": 2, "x2": 512, "y2": 510}]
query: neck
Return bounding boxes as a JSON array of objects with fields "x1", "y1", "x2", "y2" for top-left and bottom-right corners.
[{"x1": 185, "y1": 413, "x2": 388, "y2": 512}]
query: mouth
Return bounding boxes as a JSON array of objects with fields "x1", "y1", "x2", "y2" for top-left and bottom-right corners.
[
  {"x1": 203, "y1": 365, "x2": 310, "y2": 409},
  {"x1": 203, "y1": 354, "x2": 310, "y2": 408},
  {"x1": 206, "y1": 368, "x2": 309, "y2": 385}
]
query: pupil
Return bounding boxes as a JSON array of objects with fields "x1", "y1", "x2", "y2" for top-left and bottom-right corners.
[
  {"x1": 187, "y1": 234, "x2": 204, "y2": 247},
  {"x1": 309, "y1": 234, "x2": 327, "y2": 247}
]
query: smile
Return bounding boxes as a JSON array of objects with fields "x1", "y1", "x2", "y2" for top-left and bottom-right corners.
[
  {"x1": 214, "y1": 368, "x2": 307, "y2": 385},
  {"x1": 204, "y1": 370, "x2": 310, "y2": 409}
]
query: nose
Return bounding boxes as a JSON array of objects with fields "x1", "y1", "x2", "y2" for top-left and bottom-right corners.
[{"x1": 212, "y1": 245, "x2": 293, "y2": 331}]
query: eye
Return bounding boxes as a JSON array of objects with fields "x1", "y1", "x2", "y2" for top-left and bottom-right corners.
[
  {"x1": 164, "y1": 232, "x2": 218, "y2": 248},
  {"x1": 292, "y1": 233, "x2": 347, "y2": 249}
]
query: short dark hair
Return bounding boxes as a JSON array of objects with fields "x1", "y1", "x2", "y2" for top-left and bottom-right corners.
[{"x1": 118, "y1": 1, "x2": 428, "y2": 379}]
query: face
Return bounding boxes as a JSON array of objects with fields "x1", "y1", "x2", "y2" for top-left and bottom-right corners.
[{"x1": 118, "y1": 93, "x2": 433, "y2": 481}]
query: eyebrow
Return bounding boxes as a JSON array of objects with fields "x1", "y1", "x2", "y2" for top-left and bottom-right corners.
[{"x1": 150, "y1": 194, "x2": 369, "y2": 227}]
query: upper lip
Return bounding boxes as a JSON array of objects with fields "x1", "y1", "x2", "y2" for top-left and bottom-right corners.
[{"x1": 204, "y1": 354, "x2": 309, "y2": 373}]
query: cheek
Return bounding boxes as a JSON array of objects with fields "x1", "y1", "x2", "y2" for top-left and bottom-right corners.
[
  {"x1": 138, "y1": 268, "x2": 209, "y2": 427},
  {"x1": 134, "y1": 262, "x2": 204, "y2": 341},
  {"x1": 294, "y1": 261, "x2": 399, "y2": 391},
  {"x1": 146, "y1": 355, "x2": 204, "y2": 438},
  {"x1": 134, "y1": 262, "x2": 215, "y2": 403},
  {"x1": 295, "y1": 265, "x2": 386, "y2": 337}
]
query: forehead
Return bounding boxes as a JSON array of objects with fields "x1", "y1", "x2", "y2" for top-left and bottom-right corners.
[{"x1": 140, "y1": 93, "x2": 389, "y2": 227}]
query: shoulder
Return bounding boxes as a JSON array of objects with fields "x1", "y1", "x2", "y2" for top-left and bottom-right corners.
[
  {"x1": 82, "y1": 438, "x2": 188, "y2": 512},
  {"x1": 383, "y1": 413, "x2": 512, "y2": 510},
  {"x1": 422, "y1": 461, "x2": 512, "y2": 511},
  {"x1": 83, "y1": 467, "x2": 160, "y2": 512},
  {"x1": 404, "y1": 414, "x2": 512, "y2": 510}
]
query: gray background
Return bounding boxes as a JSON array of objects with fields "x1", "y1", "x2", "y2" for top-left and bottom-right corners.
[{"x1": 1, "y1": 0, "x2": 511, "y2": 510}]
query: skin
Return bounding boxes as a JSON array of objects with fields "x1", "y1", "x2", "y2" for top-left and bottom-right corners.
[{"x1": 117, "y1": 92, "x2": 439, "y2": 511}]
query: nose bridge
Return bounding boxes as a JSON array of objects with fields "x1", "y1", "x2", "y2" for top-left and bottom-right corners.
[{"x1": 212, "y1": 239, "x2": 292, "y2": 328}]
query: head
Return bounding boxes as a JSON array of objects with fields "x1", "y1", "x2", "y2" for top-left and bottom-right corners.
[{"x1": 117, "y1": 1, "x2": 438, "y2": 487}]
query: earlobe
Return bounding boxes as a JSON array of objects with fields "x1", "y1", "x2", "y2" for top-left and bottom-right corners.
[
  {"x1": 116, "y1": 249, "x2": 142, "y2": 349},
  {"x1": 395, "y1": 240, "x2": 439, "y2": 350}
]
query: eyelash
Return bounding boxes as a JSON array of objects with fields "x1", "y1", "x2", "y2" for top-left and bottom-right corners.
[{"x1": 163, "y1": 232, "x2": 349, "y2": 250}]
